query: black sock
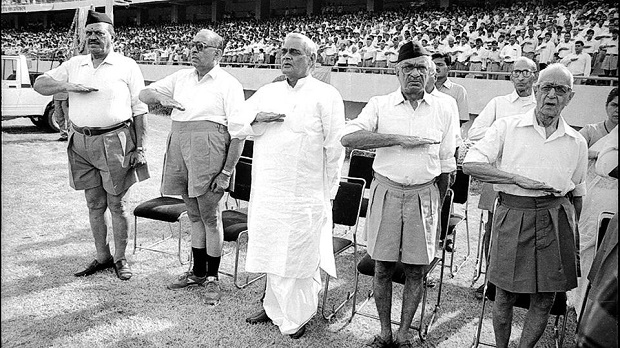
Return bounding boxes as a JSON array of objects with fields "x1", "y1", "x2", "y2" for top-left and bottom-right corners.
[
  {"x1": 192, "y1": 248, "x2": 207, "y2": 277},
  {"x1": 206, "y1": 254, "x2": 221, "y2": 279}
]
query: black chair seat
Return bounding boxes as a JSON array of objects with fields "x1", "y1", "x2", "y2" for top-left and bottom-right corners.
[
  {"x1": 133, "y1": 196, "x2": 186, "y2": 222},
  {"x1": 222, "y1": 210, "x2": 248, "y2": 242},
  {"x1": 357, "y1": 253, "x2": 440, "y2": 285},
  {"x1": 484, "y1": 282, "x2": 567, "y2": 316},
  {"x1": 333, "y1": 237, "x2": 353, "y2": 254}
]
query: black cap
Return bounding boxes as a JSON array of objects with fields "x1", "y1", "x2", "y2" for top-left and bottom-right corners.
[
  {"x1": 86, "y1": 10, "x2": 113, "y2": 26},
  {"x1": 396, "y1": 41, "x2": 429, "y2": 63}
]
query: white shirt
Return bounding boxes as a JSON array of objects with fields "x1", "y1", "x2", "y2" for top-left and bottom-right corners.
[
  {"x1": 44, "y1": 52, "x2": 148, "y2": 127},
  {"x1": 145, "y1": 65, "x2": 245, "y2": 138},
  {"x1": 468, "y1": 90, "x2": 536, "y2": 141},
  {"x1": 431, "y1": 88, "x2": 463, "y2": 147},
  {"x1": 436, "y1": 78, "x2": 470, "y2": 121},
  {"x1": 360, "y1": 44, "x2": 377, "y2": 60},
  {"x1": 374, "y1": 47, "x2": 388, "y2": 61},
  {"x1": 235, "y1": 76, "x2": 345, "y2": 278},
  {"x1": 500, "y1": 43, "x2": 522, "y2": 62},
  {"x1": 342, "y1": 90, "x2": 458, "y2": 185},
  {"x1": 464, "y1": 109, "x2": 588, "y2": 197},
  {"x1": 536, "y1": 39, "x2": 556, "y2": 64},
  {"x1": 561, "y1": 52, "x2": 592, "y2": 76},
  {"x1": 347, "y1": 51, "x2": 362, "y2": 65},
  {"x1": 556, "y1": 41, "x2": 575, "y2": 58}
]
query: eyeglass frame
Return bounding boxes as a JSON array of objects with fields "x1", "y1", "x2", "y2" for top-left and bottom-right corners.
[
  {"x1": 510, "y1": 69, "x2": 536, "y2": 78},
  {"x1": 536, "y1": 82, "x2": 572, "y2": 96},
  {"x1": 189, "y1": 41, "x2": 219, "y2": 51},
  {"x1": 398, "y1": 63, "x2": 429, "y2": 75}
]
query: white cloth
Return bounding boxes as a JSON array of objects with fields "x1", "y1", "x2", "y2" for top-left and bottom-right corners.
[
  {"x1": 567, "y1": 127, "x2": 618, "y2": 317},
  {"x1": 468, "y1": 90, "x2": 536, "y2": 141},
  {"x1": 556, "y1": 41, "x2": 575, "y2": 59},
  {"x1": 536, "y1": 40, "x2": 557, "y2": 64},
  {"x1": 561, "y1": 52, "x2": 592, "y2": 77},
  {"x1": 263, "y1": 270, "x2": 322, "y2": 335},
  {"x1": 464, "y1": 109, "x2": 588, "y2": 197},
  {"x1": 500, "y1": 43, "x2": 522, "y2": 63},
  {"x1": 44, "y1": 52, "x2": 148, "y2": 127},
  {"x1": 342, "y1": 89, "x2": 457, "y2": 185},
  {"x1": 144, "y1": 65, "x2": 245, "y2": 137},
  {"x1": 237, "y1": 76, "x2": 345, "y2": 279}
]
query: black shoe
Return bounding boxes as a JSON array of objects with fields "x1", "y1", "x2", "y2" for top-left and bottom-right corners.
[
  {"x1": 444, "y1": 239, "x2": 454, "y2": 252},
  {"x1": 289, "y1": 324, "x2": 306, "y2": 339},
  {"x1": 57, "y1": 135, "x2": 68, "y2": 141},
  {"x1": 246, "y1": 309, "x2": 271, "y2": 324},
  {"x1": 366, "y1": 335, "x2": 394, "y2": 348},
  {"x1": 74, "y1": 258, "x2": 114, "y2": 277},
  {"x1": 113, "y1": 260, "x2": 132, "y2": 280}
]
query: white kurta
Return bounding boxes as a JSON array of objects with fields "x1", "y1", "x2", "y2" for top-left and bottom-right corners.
[{"x1": 234, "y1": 76, "x2": 345, "y2": 279}]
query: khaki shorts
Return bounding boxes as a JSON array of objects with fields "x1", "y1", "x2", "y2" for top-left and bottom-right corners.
[
  {"x1": 67, "y1": 124, "x2": 140, "y2": 195},
  {"x1": 161, "y1": 120, "x2": 230, "y2": 198}
]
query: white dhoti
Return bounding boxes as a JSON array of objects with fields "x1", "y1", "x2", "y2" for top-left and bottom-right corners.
[{"x1": 263, "y1": 269, "x2": 322, "y2": 335}]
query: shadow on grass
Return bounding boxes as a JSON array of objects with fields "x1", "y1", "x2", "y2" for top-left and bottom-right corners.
[{"x1": 1, "y1": 123, "x2": 56, "y2": 134}]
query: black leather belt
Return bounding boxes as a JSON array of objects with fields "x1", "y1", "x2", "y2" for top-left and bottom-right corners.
[{"x1": 73, "y1": 121, "x2": 129, "y2": 136}]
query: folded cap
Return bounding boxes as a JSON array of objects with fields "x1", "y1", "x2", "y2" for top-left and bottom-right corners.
[
  {"x1": 86, "y1": 10, "x2": 113, "y2": 26},
  {"x1": 397, "y1": 41, "x2": 429, "y2": 62}
]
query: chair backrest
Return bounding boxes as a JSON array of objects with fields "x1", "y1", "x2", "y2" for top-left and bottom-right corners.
[
  {"x1": 451, "y1": 169, "x2": 470, "y2": 205},
  {"x1": 230, "y1": 157, "x2": 252, "y2": 202},
  {"x1": 596, "y1": 211, "x2": 615, "y2": 253},
  {"x1": 440, "y1": 188, "x2": 454, "y2": 238},
  {"x1": 241, "y1": 139, "x2": 253, "y2": 159},
  {"x1": 333, "y1": 177, "x2": 365, "y2": 227},
  {"x1": 348, "y1": 149, "x2": 375, "y2": 189}
]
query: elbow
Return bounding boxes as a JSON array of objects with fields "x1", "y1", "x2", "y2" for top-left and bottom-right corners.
[
  {"x1": 340, "y1": 134, "x2": 352, "y2": 148},
  {"x1": 461, "y1": 163, "x2": 474, "y2": 175},
  {"x1": 138, "y1": 90, "x2": 149, "y2": 104}
]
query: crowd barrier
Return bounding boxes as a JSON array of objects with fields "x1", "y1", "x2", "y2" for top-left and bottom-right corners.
[{"x1": 27, "y1": 58, "x2": 617, "y2": 128}]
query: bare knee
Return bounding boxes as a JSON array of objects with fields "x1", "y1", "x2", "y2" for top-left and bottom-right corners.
[
  {"x1": 495, "y1": 287, "x2": 518, "y2": 308},
  {"x1": 402, "y1": 264, "x2": 424, "y2": 282},
  {"x1": 375, "y1": 260, "x2": 396, "y2": 282},
  {"x1": 529, "y1": 292, "x2": 555, "y2": 313},
  {"x1": 85, "y1": 188, "x2": 107, "y2": 214},
  {"x1": 106, "y1": 192, "x2": 128, "y2": 216}
]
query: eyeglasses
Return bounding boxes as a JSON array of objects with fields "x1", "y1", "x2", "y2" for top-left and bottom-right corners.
[
  {"x1": 399, "y1": 64, "x2": 429, "y2": 75},
  {"x1": 280, "y1": 48, "x2": 304, "y2": 56},
  {"x1": 189, "y1": 42, "x2": 218, "y2": 51},
  {"x1": 511, "y1": 69, "x2": 535, "y2": 78},
  {"x1": 537, "y1": 83, "x2": 571, "y2": 96}
]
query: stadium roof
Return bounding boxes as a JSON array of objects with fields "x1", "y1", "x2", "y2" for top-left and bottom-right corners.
[{"x1": 1, "y1": 0, "x2": 172, "y2": 13}]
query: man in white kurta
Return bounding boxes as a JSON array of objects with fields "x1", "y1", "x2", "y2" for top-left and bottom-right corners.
[{"x1": 235, "y1": 33, "x2": 345, "y2": 338}]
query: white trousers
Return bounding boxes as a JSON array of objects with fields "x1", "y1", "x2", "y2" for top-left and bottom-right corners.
[{"x1": 263, "y1": 269, "x2": 322, "y2": 335}]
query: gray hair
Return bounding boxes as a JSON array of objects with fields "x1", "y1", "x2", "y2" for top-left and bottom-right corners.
[
  {"x1": 428, "y1": 59, "x2": 437, "y2": 77},
  {"x1": 197, "y1": 29, "x2": 224, "y2": 50},
  {"x1": 514, "y1": 56, "x2": 537, "y2": 71},
  {"x1": 538, "y1": 63, "x2": 574, "y2": 88},
  {"x1": 285, "y1": 32, "x2": 318, "y2": 58}
]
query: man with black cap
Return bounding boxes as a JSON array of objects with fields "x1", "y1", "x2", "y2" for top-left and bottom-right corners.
[
  {"x1": 34, "y1": 10, "x2": 149, "y2": 281},
  {"x1": 341, "y1": 41, "x2": 458, "y2": 348}
]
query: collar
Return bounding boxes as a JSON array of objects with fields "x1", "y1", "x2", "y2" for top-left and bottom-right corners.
[
  {"x1": 393, "y1": 88, "x2": 432, "y2": 106},
  {"x1": 440, "y1": 78, "x2": 454, "y2": 89},
  {"x1": 516, "y1": 109, "x2": 582, "y2": 140},
  {"x1": 195, "y1": 64, "x2": 222, "y2": 81},
  {"x1": 508, "y1": 90, "x2": 536, "y2": 104},
  {"x1": 286, "y1": 74, "x2": 313, "y2": 90},
  {"x1": 80, "y1": 51, "x2": 120, "y2": 67}
]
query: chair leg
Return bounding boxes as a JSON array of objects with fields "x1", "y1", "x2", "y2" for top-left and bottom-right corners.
[
  {"x1": 555, "y1": 312, "x2": 567, "y2": 348},
  {"x1": 321, "y1": 243, "x2": 357, "y2": 320},
  {"x1": 233, "y1": 231, "x2": 265, "y2": 289},
  {"x1": 133, "y1": 216, "x2": 138, "y2": 255},
  {"x1": 471, "y1": 211, "x2": 486, "y2": 287}
]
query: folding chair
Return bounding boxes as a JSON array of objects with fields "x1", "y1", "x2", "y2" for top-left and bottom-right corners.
[
  {"x1": 347, "y1": 149, "x2": 375, "y2": 218},
  {"x1": 443, "y1": 169, "x2": 472, "y2": 277},
  {"x1": 471, "y1": 199, "x2": 569, "y2": 348},
  {"x1": 472, "y1": 208, "x2": 488, "y2": 286},
  {"x1": 133, "y1": 161, "x2": 190, "y2": 265},
  {"x1": 576, "y1": 211, "x2": 615, "y2": 328},
  {"x1": 321, "y1": 176, "x2": 366, "y2": 320},
  {"x1": 219, "y1": 155, "x2": 265, "y2": 289},
  {"x1": 348, "y1": 189, "x2": 452, "y2": 341}
]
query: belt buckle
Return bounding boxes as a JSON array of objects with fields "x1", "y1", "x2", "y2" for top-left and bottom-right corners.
[{"x1": 83, "y1": 127, "x2": 92, "y2": 136}]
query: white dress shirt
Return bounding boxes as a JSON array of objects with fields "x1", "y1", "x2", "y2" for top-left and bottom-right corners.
[
  {"x1": 468, "y1": 90, "x2": 536, "y2": 141},
  {"x1": 464, "y1": 109, "x2": 588, "y2": 197},
  {"x1": 561, "y1": 52, "x2": 592, "y2": 76},
  {"x1": 342, "y1": 90, "x2": 458, "y2": 185}
]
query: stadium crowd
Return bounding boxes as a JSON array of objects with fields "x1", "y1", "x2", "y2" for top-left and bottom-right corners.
[{"x1": 2, "y1": 0, "x2": 618, "y2": 77}]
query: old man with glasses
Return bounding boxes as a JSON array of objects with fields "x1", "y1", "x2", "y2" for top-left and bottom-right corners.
[
  {"x1": 463, "y1": 63, "x2": 587, "y2": 348},
  {"x1": 139, "y1": 29, "x2": 246, "y2": 306}
]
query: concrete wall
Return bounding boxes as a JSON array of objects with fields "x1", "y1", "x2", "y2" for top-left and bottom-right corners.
[{"x1": 138, "y1": 64, "x2": 609, "y2": 128}]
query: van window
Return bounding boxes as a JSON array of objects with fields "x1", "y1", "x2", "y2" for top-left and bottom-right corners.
[{"x1": 2, "y1": 59, "x2": 18, "y2": 81}]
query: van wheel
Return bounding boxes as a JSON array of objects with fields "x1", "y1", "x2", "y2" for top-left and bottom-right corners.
[{"x1": 44, "y1": 102, "x2": 60, "y2": 132}]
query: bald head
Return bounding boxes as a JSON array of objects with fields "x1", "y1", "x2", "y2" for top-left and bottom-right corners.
[
  {"x1": 538, "y1": 63, "x2": 574, "y2": 88},
  {"x1": 195, "y1": 29, "x2": 224, "y2": 49},
  {"x1": 514, "y1": 57, "x2": 537, "y2": 71}
]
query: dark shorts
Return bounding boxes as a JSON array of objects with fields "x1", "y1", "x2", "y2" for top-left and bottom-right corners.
[
  {"x1": 489, "y1": 193, "x2": 580, "y2": 293},
  {"x1": 67, "y1": 123, "x2": 142, "y2": 195},
  {"x1": 161, "y1": 120, "x2": 230, "y2": 198}
]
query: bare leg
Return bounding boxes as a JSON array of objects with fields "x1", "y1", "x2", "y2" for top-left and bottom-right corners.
[
  {"x1": 182, "y1": 194, "x2": 207, "y2": 249},
  {"x1": 374, "y1": 260, "x2": 396, "y2": 341},
  {"x1": 493, "y1": 287, "x2": 518, "y2": 348},
  {"x1": 518, "y1": 292, "x2": 555, "y2": 348},
  {"x1": 395, "y1": 264, "x2": 425, "y2": 343},
  {"x1": 106, "y1": 188, "x2": 129, "y2": 262},
  {"x1": 196, "y1": 190, "x2": 225, "y2": 257},
  {"x1": 84, "y1": 186, "x2": 112, "y2": 262}
]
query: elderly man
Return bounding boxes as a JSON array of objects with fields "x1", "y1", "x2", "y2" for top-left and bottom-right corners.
[
  {"x1": 239, "y1": 33, "x2": 345, "y2": 339},
  {"x1": 341, "y1": 41, "x2": 458, "y2": 348},
  {"x1": 139, "y1": 29, "x2": 245, "y2": 305},
  {"x1": 463, "y1": 63, "x2": 587, "y2": 348},
  {"x1": 468, "y1": 56, "x2": 538, "y2": 299},
  {"x1": 33, "y1": 10, "x2": 149, "y2": 281},
  {"x1": 432, "y1": 53, "x2": 471, "y2": 125}
]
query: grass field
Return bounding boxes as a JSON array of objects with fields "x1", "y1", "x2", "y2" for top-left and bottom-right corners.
[{"x1": 1, "y1": 115, "x2": 578, "y2": 348}]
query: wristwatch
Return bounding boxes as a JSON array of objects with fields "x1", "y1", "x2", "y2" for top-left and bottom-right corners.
[
  {"x1": 221, "y1": 169, "x2": 232, "y2": 177},
  {"x1": 136, "y1": 146, "x2": 146, "y2": 152}
]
